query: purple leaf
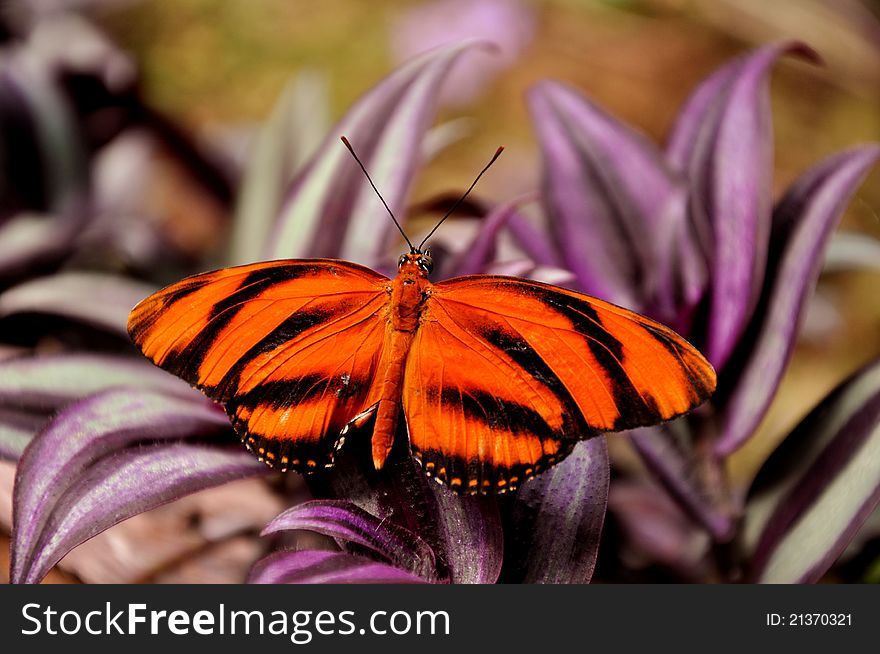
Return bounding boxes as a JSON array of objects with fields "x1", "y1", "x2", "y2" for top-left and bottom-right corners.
[
  {"x1": 307, "y1": 432, "x2": 503, "y2": 583},
  {"x1": 16, "y1": 441, "x2": 264, "y2": 585},
  {"x1": 667, "y1": 42, "x2": 819, "y2": 369},
  {"x1": 0, "y1": 409, "x2": 45, "y2": 460},
  {"x1": 0, "y1": 354, "x2": 203, "y2": 460},
  {"x1": 0, "y1": 52, "x2": 91, "y2": 280},
  {"x1": 229, "y1": 71, "x2": 329, "y2": 265},
  {"x1": 439, "y1": 194, "x2": 564, "y2": 285},
  {"x1": 745, "y1": 357, "x2": 880, "y2": 583},
  {"x1": 0, "y1": 353, "x2": 198, "y2": 411},
  {"x1": 506, "y1": 438, "x2": 609, "y2": 583},
  {"x1": 306, "y1": 435, "x2": 440, "y2": 539},
  {"x1": 262, "y1": 500, "x2": 437, "y2": 580},
  {"x1": 505, "y1": 207, "x2": 563, "y2": 269},
  {"x1": 0, "y1": 272, "x2": 156, "y2": 336},
  {"x1": 629, "y1": 424, "x2": 734, "y2": 542},
  {"x1": 715, "y1": 145, "x2": 880, "y2": 456},
  {"x1": 268, "y1": 41, "x2": 486, "y2": 267},
  {"x1": 431, "y1": 487, "x2": 503, "y2": 584},
  {"x1": 446, "y1": 198, "x2": 527, "y2": 276},
  {"x1": 0, "y1": 206, "x2": 88, "y2": 284},
  {"x1": 666, "y1": 55, "x2": 742, "y2": 171},
  {"x1": 301, "y1": 406, "x2": 502, "y2": 585},
  {"x1": 608, "y1": 478, "x2": 711, "y2": 580},
  {"x1": 11, "y1": 388, "x2": 264, "y2": 583},
  {"x1": 528, "y1": 80, "x2": 693, "y2": 316},
  {"x1": 482, "y1": 259, "x2": 532, "y2": 277},
  {"x1": 0, "y1": 51, "x2": 88, "y2": 219},
  {"x1": 248, "y1": 550, "x2": 427, "y2": 584},
  {"x1": 477, "y1": 260, "x2": 574, "y2": 287}
]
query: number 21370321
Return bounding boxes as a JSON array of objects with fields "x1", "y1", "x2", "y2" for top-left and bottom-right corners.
[{"x1": 766, "y1": 613, "x2": 852, "y2": 627}]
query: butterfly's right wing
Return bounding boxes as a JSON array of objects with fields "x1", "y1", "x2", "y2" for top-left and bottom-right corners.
[
  {"x1": 403, "y1": 275, "x2": 715, "y2": 493},
  {"x1": 128, "y1": 259, "x2": 391, "y2": 471}
]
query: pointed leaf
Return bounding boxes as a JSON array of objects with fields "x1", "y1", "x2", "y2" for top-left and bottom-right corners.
[
  {"x1": 0, "y1": 209, "x2": 87, "y2": 285},
  {"x1": 263, "y1": 500, "x2": 436, "y2": 580},
  {"x1": 11, "y1": 388, "x2": 263, "y2": 583},
  {"x1": 745, "y1": 358, "x2": 880, "y2": 583},
  {"x1": 0, "y1": 409, "x2": 45, "y2": 460},
  {"x1": 13, "y1": 389, "x2": 226, "y2": 562},
  {"x1": 0, "y1": 53, "x2": 90, "y2": 277},
  {"x1": 16, "y1": 441, "x2": 264, "y2": 585},
  {"x1": 666, "y1": 54, "x2": 742, "y2": 170},
  {"x1": 447, "y1": 198, "x2": 526, "y2": 276},
  {"x1": 439, "y1": 194, "x2": 563, "y2": 284},
  {"x1": 608, "y1": 478, "x2": 711, "y2": 579},
  {"x1": 630, "y1": 424, "x2": 734, "y2": 542},
  {"x1": 0, "y1": 53, "x2": 88, "y2": 216},
  {"x1": 505, "y1": 207, "x2": 563, "y2": 269},
  {"x1": 268, "y1": 42, "x2": 486, "y2": 266},
  {"x1": 0, "y1": 272, "x2": 156, "y2": 336},
  {"x1": 248, "y1": 550, "x2": 427, "y2": 584},
  {"x1": 0, "y1": 353, "x2": 198, "y2": 411},
  {"x1": 506, "y1": 438, "x2": 609, "y2": 583},
  {"x1": 716, "y1": 145, "x2": 880, "y2": 456},
  {"x1": 306, "y1": 428, "x2": 503, "y2": 583},
  {"x1": 528, "y1": 81, "x2": 697, "y2": 322},
  {"x1": 667, "y1": 42, "x2": 819, "y2": 369},
  {"x1": 431, "y1": 487, "x2": 503, "y2": 584},
  {"x1": 230, "y1": 71, "x2": 329, "y2": 265}
]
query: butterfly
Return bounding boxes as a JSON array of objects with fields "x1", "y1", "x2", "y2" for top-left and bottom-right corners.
[{"x1": 128, "y1": 137, "x2": 716, "y2": 494}]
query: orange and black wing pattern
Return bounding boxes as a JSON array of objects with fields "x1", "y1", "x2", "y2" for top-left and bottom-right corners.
[
  {"x1": 127, "y1": 259, "x2": 390, "y2": 472},
  {"x1": 404, "y1": 275, "x2": 715, "y2": 492}
]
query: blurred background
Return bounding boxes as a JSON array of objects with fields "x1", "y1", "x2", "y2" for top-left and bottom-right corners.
[{"x1": 0, "y1": 0, "x2": 878, "y2": 582}]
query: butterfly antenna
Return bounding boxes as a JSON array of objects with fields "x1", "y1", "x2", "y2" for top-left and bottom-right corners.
[
  {"x1": 418, "y1": 146, "x2": 504, "y2": 251},
  {"x1": 340, "y1": 136, "x2": 416, "y2": 252}
]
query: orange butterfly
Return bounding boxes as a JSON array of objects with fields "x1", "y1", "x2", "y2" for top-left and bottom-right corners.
[{"x1": 128, "y1": 138, "x2": 715, "y2": 494}]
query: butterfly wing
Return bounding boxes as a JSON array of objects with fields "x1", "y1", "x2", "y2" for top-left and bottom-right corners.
[
  {"x1": 403, "y1": 275, "x2": 715, "y2": 492},
  {"x1": 128, "y1": 259, "x2": 391, "y2": 471}
]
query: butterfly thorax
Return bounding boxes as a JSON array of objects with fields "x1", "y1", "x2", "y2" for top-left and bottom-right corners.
[{"x1": 390, "y1": 254, "x2": 432, "y2": 332}]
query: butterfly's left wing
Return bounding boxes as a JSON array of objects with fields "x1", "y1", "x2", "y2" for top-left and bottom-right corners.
[
  {"x1": 403, "y1": 275, "x2": 715, "y2": 492},
  {"x1": 128, "y1": 259, "x2": 391, "y2": 471}
]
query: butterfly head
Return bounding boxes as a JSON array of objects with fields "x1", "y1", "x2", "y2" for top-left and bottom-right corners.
[{"x1": 398, "y1": 249, "x2": 433, "y2": 277}]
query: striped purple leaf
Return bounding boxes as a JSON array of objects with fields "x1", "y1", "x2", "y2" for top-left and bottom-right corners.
[
  {"x1": 745, "y1": 358, "x2": 880, "y2": 583},
  {"x1": 11, "y1": 388, "x2": 265, "y2": 583},
  {"x1": 262, "y1": 500, "x2": 437, "y2": 581},
  {"x1": 248, "y1": 550, "x2": 427, "y2": 584}
]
